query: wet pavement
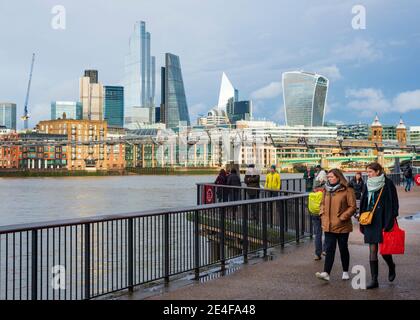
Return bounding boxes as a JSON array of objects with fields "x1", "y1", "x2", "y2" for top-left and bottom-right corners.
[{"x1": 116, "y1": 186, "x2": 420, "y2": 300}]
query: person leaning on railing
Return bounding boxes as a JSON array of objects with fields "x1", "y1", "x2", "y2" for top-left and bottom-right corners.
[
  {"x1": 215, "y1": 168, "x2": 228, "y2": 202},
  {"x1": 245, "y1": 164, "x2": 261, "y2": 221},
  {"x1": 265, "y1": 165, "x2": 281, "y2": 196}
]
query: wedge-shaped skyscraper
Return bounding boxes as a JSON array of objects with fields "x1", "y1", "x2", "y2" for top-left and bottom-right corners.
[
  {"x1": 161, "y1": 53, "x2": 190, "y2": 129},
  {"x1": 282, "y1": 71, "x2": 329, "y2": 127}
]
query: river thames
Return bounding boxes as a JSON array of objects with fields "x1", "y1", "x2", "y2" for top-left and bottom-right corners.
[{"x1": 0, "y1": 174, "x2": 302, "y2": 226}]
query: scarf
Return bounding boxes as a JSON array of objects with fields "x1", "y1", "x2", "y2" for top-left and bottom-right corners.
[
  {"x1": 367, "y1": 174, "x2": 385, "y2": 205},
  {"x1": 324, "y1": 181, "x2": 342, "y2": 193}
]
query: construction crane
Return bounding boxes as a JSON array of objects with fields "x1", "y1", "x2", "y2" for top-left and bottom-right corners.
[{"x1": 21, "y1": 53, "x2": 35, "y2": 130}]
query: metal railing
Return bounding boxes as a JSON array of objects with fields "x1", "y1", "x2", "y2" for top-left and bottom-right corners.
[
  {"x1": 196, "y1": 182, "x2": 304, "y2": 206},
  {"x1": 0, "y1": 191, "x2": 311, "y2": 300}
]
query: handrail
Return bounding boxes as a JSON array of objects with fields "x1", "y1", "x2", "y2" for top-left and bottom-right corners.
[{"x1": 0, "y1": 193, "x2": 307, "y2": 235}]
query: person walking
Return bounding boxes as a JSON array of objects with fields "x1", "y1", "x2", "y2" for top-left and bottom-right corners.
[
  {"x1": 215, "y1": 169, "x2": 228, "y2": 202},
  {"x1": 265, "y1": 165, "x2": 281, "y2": 192},
  {"x1": 314, "y1": 165, "x2": 327, "y2": 189},
  {"x1": 349, "y1": 172, "x2": 365, "y2": 216},
  {"x1": 315, "y1": 169, "x2": 357, "y2": 282},
  {"x1": 303, "y1": 166, "x2": 316, "y2": 192},
  {"x1": 244, "y1": 164, "x2": 260, "y2": 221},
  {"x1": 403, "y1": 164, "x2": 414, "y2": 192},
  {"x1": 359, "y1": 162, "x2": 399, "y2": 289},
  {"x1": 308, "y1": 186, "x2": 325, "y2": 260}
]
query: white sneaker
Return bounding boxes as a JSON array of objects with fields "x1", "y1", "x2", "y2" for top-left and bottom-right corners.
[
  {"x1": 315, "y1": 272, "x2": 330, "y2": 281},
  {"x1": 342, "y1": 272, "x2": 350, "y2": 280}
]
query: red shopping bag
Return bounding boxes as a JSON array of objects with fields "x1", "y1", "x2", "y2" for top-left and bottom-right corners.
[{"x1": 380, "y1": 220, "x2": 405, "y2": 255}]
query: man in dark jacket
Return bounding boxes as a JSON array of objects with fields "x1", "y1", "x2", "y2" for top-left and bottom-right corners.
[
  {"x1": 403, "y1": 165, "x2": 414, "y2": 192},
  {"x1": 244, "y1": 164, "x2": 260, "y2": 221},
  {"x1": 303, "y1": 166, "x2": 315, "y2": 192},
  {"x1": 227, "y1": 168, "x2": 242, "y2": 220},
  {"x1": 227, "y1": 168, "x2": 241, "y2": 201}
]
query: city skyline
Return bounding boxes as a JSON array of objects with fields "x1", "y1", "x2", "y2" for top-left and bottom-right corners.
[{"x1": 1, "y1": 1, "x2": 420, "y2": 129}]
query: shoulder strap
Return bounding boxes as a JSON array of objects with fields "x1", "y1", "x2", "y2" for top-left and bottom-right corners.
[{"x1": 371, "y1": 187, "x2": 384, "y2": 215}]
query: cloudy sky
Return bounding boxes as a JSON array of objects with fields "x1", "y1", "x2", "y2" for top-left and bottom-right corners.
[{"x1": 1, "y1": 0, "x2": 420, "y2": 129}]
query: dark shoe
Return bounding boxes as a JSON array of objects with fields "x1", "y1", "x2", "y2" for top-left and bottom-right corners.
[
  {"x1": 367, "y1": 260, "x2": 379, "y2": 290},
  {"x1": 388, "y1": 262, "x2": 396, "y2": 282}
]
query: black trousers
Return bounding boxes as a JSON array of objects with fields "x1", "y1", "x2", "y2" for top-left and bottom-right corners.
[{"x1": 324, "y1": 232, "x2": 350, "y2": 274}]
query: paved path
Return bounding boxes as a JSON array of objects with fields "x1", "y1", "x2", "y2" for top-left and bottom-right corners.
[{"x1": 122, "y1": 186, "x2": 420, "y2": 300}]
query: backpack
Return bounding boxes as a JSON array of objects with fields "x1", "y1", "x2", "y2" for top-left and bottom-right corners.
[
  {"x1": 404, "y1": 168, "x2": 412, "y2": 178},
  {"x1": 308, "y1": 191, "x2": 323, "y2": 215}
]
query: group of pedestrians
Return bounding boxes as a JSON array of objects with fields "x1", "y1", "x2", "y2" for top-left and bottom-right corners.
[
  {"x1": 308, "y1": 162, "x2": 399, "y2": 289},
  {"x1": 214, "y1": 164, "x2": 282, "y2": 203}
]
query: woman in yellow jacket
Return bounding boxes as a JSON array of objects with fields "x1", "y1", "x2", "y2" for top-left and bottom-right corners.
[{"x1": 265, "y1": 165, "x2": 281, "y2": 190}]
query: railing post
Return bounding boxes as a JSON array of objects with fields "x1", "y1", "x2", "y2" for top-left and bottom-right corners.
[
  {"x1": 31, "y1": 229, "x2": 38, "y2": 300},
  {"x1": 295, "y1": 198, "x2": 300, "y2": 243},
  {"x1": 301, "y1": 197, "x2": 306, "y2": 236},
  {"x1": 194, "y1": 210, "x2": 200, "y2": 280},
  {"x1": 84, "y1": 223, "x2": 91, "y2": 300},
  {"x1": 279, "y1": 200, "x2": 285, "y2": 248},
  {"x1": 128, "y1": 218, "x2": 134, "y2": 292},
  {"x1": 220, "y1": 207, "x2": 226, "y2": 271},
  {"x1": 242, "y1": 205, "x2": 248, "y2": 263},
  {"x1": 164, "y1": 213, "x2": 170, "y2": 283},
  {"x1": 262, "y1": 203, "x2": 268, "y2": 258}
]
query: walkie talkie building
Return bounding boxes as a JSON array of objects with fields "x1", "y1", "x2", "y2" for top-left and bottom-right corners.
[{"x1": 282, "y1": 71, "x2": 329, "y2": 127}]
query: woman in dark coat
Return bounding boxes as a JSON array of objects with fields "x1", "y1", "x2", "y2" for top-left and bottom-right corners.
[
  {"x1": 215, "y1": 169, "x2": 227, "y2": 202},
  {"x1": 359, "y1": 162, "x2": 399, "y2": 289}
]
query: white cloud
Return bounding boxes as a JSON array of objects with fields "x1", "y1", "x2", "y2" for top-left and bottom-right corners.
[
  {"x1": 346, "y1": 88, "x2": 392, "y2": 116},
  {"x1": 333, "y1": 39, "x2": 382, "y2": 63},
  {"x1": 251, "y1": 82, "x2": 282, "y2": 100},
  {"x1": 317, "y1": 65, "x2": 342, "y2": 81},
  {"x1": 393, "y1": 90, "x2": 420, "y2": 113},
  {"x1": 346, "y1": 88, "x2": 420, "y2": 117}
]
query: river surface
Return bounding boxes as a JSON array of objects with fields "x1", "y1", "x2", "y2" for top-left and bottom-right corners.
[{"x1": 0, "y1": 174, "x2": 303, "y2": 226}]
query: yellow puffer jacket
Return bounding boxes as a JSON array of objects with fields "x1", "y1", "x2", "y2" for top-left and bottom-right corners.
[{"x1": 265, "y1": 172, "x2": 281, "y2": 190}]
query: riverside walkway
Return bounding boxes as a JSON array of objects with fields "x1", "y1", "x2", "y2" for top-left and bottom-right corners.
[{"x1": 121, "y1": 186, "x2": 420, "y2": 300}]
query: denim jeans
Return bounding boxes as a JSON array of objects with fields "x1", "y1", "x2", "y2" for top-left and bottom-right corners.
[
  {"x1": 405, "y1": 177, "x2": 413, "y2": 191},
  {"x1": 324, "y1": 232, "x2": 350, "y2": 274},
  {"x1": 311, "y1": 216, "x2": 323, "y2": 257}
]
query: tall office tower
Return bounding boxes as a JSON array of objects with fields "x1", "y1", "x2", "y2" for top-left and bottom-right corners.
[
  {"x1": 282, "y1": 71, "x2": 329, "y2": 127},
  {"x1": 80, "y1": 70, "x2": 104, "y2": 121},
  {"x1": 104, "y1": 86, "x2": 124, "y2": 128},
  {"x1": 124, "y1": 21, "x2": 156, "y2": 126},
  {"x1": 161, "y1": 53, "x2": 190, "y2": 129},
  {"x1": 0, "y1": 102, "x2": 17, "y2": 130},
  {"x1": 84, "y1": 70, "x2": 98, "y2": 84},
  {"x1": 217, "y1": 72, "x2": 238, "y2": 111},
  {"x1": 51, "y1": 101, "x2": 83, "y2": 120},
  {"x1": 227, "y1": 99, "x2": 253, "y2": 124}
]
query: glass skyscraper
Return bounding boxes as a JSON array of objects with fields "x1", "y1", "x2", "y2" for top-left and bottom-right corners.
[
  {"x1": 0, "y1": 102, "x2": 17, "y2": 130},
  {"x1": 282, "y1": 71, "x2": 329, "y2": 127},
  {"x1": 161, "y1": 53, "x2": 190, "y2": 129},
  {"x1": 104, "y1": 86, "x2": 124, "y2": 128},
  {"x1": 161, "y1": 53, "x2": 191, "y2": 128},
  {"x1": 124, "y1": 21, "x2": 156, "y2": 126},
  {"x1": 51, "y1": 101, "x2": 82, "y2": 120}
]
